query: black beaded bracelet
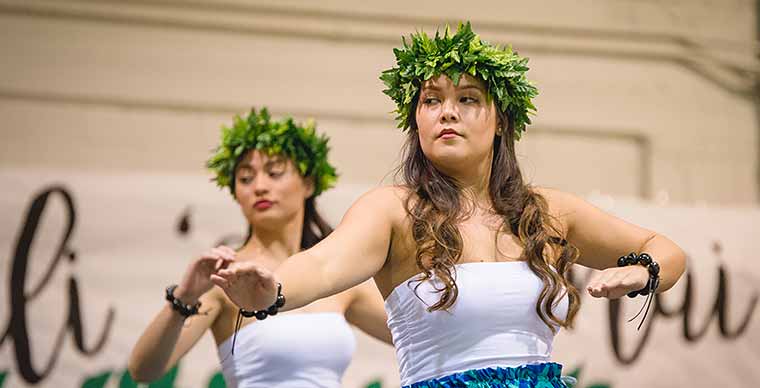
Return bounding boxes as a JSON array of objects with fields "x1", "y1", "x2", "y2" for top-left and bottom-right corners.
[
  {"x1": 616, "y1": 252, "x2": 661, "y2": 330},
  {"x1": 616, "y1": 252, "x2": 661, "y2": 298},
  {"x1": 165, "y1": 285, "x2": 201, "y2": 318},
  {"x1": 239, "y1": 283, "x2": 286, "y2": 320},
  {"x1": 228, "y1": 283, "x2": 286, "y2": 356}
]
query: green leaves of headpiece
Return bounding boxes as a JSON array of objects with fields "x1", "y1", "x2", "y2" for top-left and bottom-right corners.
[
  {"x1": 206, "y1": 107, "x2": 337, "y2": 196},
  {"x1": 380, "y1": 21, "x2": 538, "y2": 140}
]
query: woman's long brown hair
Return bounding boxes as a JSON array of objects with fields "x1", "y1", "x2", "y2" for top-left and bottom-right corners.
[{"x1": 399, "y1": 94, "x2": 580, "y2": 331}]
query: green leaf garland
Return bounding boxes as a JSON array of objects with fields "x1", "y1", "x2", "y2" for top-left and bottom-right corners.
[
  {"x1": 207, "y1": 107, "x2": 338, "y2": 196},
  {"x1": 380, "y1": 21, "x2": 538, "y2": 140}
]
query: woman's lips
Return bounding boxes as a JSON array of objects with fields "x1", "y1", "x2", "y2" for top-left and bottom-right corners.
[
  {"x1": 438, "y1": 128, "x2": 460, "y2": 139},
  {"x1": 254, "y1": 200, "x2": 273, "y2": 210}
]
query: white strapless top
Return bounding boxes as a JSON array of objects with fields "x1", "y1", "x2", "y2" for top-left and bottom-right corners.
[
  {"x1": 217, "y1": 312, "x2": 356, "y2": 388},
  {"x1": 384, "y1": 261, "x2": 569, "y2": 386}
]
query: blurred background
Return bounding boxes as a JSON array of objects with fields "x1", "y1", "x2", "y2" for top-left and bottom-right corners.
[{"x1": 0, "y1": 1, "x2": 758, "y2": 387}]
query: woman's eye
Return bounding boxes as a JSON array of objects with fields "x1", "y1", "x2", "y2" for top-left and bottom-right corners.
[
  {"x1": 460, "y1": 96, "x2": 478, "y2": 104},
  {"x1": 238, "y1": 176, "x2": 252, "y2": 184},
  {"x1": 268, "y1": 170, "x2": 284, "y2": 178},
  {"x1": 423, "y1": 97, "x2": 440, "y2": 105}
]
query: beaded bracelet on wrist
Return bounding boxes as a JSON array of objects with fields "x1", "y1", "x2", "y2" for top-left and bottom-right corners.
[
  {"x1": 239, "y1": 282, "x2": 286, "y2": 320},
  {"x1": 616, "y1": 252, "x2": 661, "y2": 330},
  {"x1": 617, "y1": 252, "x2": 661, "y2": 297},
  {"x1": 165, "y1": 284, "x2": 201, "y2": 318},
  {"x1": 229, "y1": 283, "x2": 286, "y2": 356}
]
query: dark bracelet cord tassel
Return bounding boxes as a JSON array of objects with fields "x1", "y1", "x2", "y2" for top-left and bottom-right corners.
[
  {"x1": 617, "y1": 253, "x2": 661, "y2": 330},
  {"x1": 230, "y1": 283, "x2": 286, "y2": 355}
]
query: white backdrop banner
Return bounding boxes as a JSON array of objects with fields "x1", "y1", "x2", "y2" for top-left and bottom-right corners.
[{"x1": 0, "y1": 170, "x2": 757, "y2": 387}]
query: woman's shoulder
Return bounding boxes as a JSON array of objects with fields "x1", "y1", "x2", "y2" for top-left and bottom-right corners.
[
  {"x1": 362, "y1": 184, "x2": 411, "y2": 200},
  {"x1": 339, "y1": 185, "x2": 411, "y2": 234},
  {"x1": 533, "y1": 186, "x2": 585, "y2": 212},
  {"x1": 354, "y1": 185, "x2": 410, "y2": 212},
  {"x1": 532, "y1": 186, "x2": 595, "y2": 234}
]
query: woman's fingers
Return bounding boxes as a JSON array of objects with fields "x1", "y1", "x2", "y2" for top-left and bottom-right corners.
[
  {"x1": 587, "y1": 267, "x2": 648, "y2": 299},
  {"x1": 199, "y1": 245, "x2": 236, "y2": 264},
  {"x1": 214, "y1": 257, "x2": 234, "y2": 272},
  {"x1": 199, "y1": 251, "x2": 222, "y2": 263},
  {"x1": 195, "y1": 254, "x2": 232, "y2": 278},
  {"x1": 587, "y1": 285, "x2": 607, "y2": 298},
  {"x1": 217, "y1": 245, "x2": 237, "y2": 258},
  {"x1": 209, "y1": 263, "x2": 273, "y2": 310},
  {"x1": 212, "y1": 266, "x2": 253, "y2": 285},
  {"x1": 586, "y1": 271, "x2": 606, "y2": 296},
  {"x1": 587, "y1": 269, "x2": 621, "y2": 298},
  {"x1": 216, "y1": 267, "x2": 236, "y2": 278},
  {"x1": 215, "y1": 262, "x2": 261, "y2": 282},
  {"x1": 209, "y1": 274, "x2": 229, "y2": 289},
  {"x1": 253, "y1": 266, "x2": 273, "y2": 281},
  {"x1": 210, "y1": 247, "x2": 235, "y2": 261}
]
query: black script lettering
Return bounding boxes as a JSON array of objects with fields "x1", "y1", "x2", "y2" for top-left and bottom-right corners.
[
  {"x1": 609, "y1": 257, "x2": 757, "y2": 364},
  {"x1": 0, "y1": 186, "x2": 115, "y2": 383}
]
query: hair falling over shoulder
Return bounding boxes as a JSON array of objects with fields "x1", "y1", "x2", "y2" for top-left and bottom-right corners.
[{"x1": 398, "y1": 102, "x2": 580, "y2": 331}]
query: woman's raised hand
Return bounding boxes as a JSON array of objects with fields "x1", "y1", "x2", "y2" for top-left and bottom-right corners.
[
  {"x1": 586, "y1": 265, "x2": 649, "y2": 299},
  {"x1": 211, "y1": 260, "x2": 279, "y2": 311},
  {"x1": 174, "y1": 246, "x2": 236, "y2": 304}
]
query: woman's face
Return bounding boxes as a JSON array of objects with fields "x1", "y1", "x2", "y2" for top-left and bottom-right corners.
[
  {"x1": 234, "y1": 150, "x2": 313, "y2": 229},
  {"x1": 414, "y1": 74, "x2": 499, "y2": 176}
]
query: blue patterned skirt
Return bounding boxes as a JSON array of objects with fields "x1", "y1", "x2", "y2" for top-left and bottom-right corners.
[{"x1": 404, "y1": 362, "x2": 576, "y2": 388}]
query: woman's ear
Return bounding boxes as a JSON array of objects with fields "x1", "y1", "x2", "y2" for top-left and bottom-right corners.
[
  {"x1": 303, "y1": 176, "x2": 316, "y2": 199},
  {"x1": 231, "y1": 179, "x2": 240, "y2": 202}
]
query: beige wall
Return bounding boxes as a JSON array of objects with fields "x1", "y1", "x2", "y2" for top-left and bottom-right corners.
[
  {"x1": 1, "y1": 0, "x2": 757, "y2": 204},
  {"x1": 1, "y1": 2, "x2": 759, "y2": 387}
]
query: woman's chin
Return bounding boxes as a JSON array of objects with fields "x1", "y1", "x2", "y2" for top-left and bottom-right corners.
[
  {"x1": 249, "y1": 211, "x2": 285, "y2": 225},
  {"x1": 429, "y1": 151, "x2": 470, "y2": 169}
]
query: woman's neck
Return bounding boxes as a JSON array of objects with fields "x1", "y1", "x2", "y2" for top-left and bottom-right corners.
[
  {"x1": 239, "y1": 216, "x2": 303, "y2": 263},
  {"x1": 440, "y1": 152, "x2": 494, "y2": 214}
]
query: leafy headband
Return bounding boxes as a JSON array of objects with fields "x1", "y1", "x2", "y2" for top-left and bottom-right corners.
[
  {"x1": 380, "y1": 22, "x2": 538, "y2": 140},
  {"x1": 206, "y1": 107, "x2": 337, "y2": 196}
]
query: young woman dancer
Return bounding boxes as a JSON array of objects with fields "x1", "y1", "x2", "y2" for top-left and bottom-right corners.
[
  {"x1": 210, "y1": 24, "x2": 686, "y2": 388},
  {"x1": 128, "y1": 108, "x2": 392, "y2": 387}
]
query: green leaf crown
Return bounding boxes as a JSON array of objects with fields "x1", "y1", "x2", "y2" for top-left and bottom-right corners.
[
  {"x1": 206, "y1": 107, "x2": 338, "y2": 196},
  {"x1": 380, "y1": 21, "x2": 538, "y2": 140}
]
